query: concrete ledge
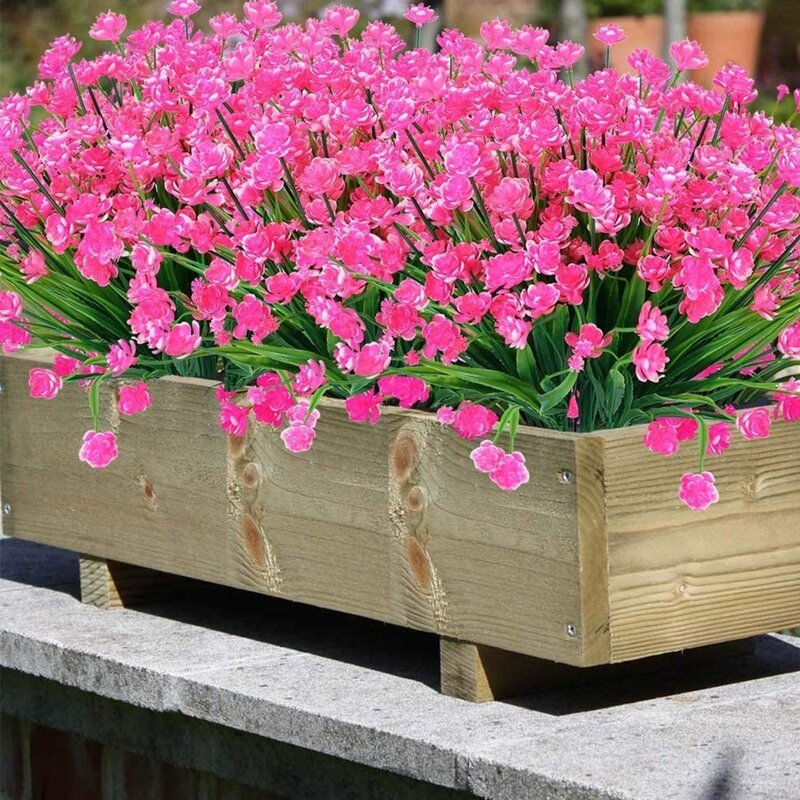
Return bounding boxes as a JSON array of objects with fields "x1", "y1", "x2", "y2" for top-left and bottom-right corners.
[{"x1": 1, "y1": 537, "x2": 799, "y2": 800}]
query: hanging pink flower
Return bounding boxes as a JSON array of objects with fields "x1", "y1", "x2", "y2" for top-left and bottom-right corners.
[
  {"x1": 452, "y1": 403, "x2": 499, "y2": 439},
  {"x1": 118, "y1": 383, "x2": 152, "y2": 416},
  {"x1": 643, "y1": 420, "x2": 680, "y2": 456},
  {"x1": 219, "y1": 403, "x2": 249, "y2": 437},
  {"x1": 28, "y1": 368, "x2": 62, "y2": 400},
  {"x1": 736, "y1": 408, "x2": 771, "y2": 440},
  {"x1": 79, "y1": 431, "x2": 119, "y2": 469},
  {"x1": 489, "y1": 452, "x2": 530, "y2": 492},
  {"x1": 470, "y1": 440, "x2": 505, "y2": 473},
  {"x1": 678, "y1": 472, "x2": 719, "y2": 511},
  {"x1": 345, "y1": 389, "x2": 382, "y2": 425},
  {"x1": 281, "y1": 423, "x2": 316, "y2": 453},
  {"x1": 706, "y1": 422, "x2": 731, "y2": 456}
]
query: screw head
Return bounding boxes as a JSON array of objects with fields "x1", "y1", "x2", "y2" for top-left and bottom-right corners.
[
  {"x1": 2, "y1": 503, "x2": 11, "y2": 516},
  {"x1": 559, "y1": 469, "x2": 574, "y2": 484},
  {"x1": 566, "y1": 623, "x2": 577, "y2": 637}
]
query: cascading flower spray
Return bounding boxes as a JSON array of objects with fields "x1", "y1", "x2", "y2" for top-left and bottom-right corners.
[{"x1": 1, "y1": 3, "x2": 799, "y2": 507}]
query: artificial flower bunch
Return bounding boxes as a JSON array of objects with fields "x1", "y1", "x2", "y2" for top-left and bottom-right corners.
[{"x1": 1, "y1": 2, "x2": 799, "y2": 508}]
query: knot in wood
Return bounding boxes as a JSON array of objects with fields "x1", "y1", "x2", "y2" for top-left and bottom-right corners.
[
  {"x1": 391, "y1": 433, "x2": 417, "y2": 483},
  {"x1": 406, "y1": 536, "x2": 431, "y2": 589},
  {"x1": 406, "y1": 485, "x2": 427, "y2": 514},
  {"x1": 242, "y1": 514, "x2": 267, "y2": 570},
  {"x1": 240, "y1": 462, "x2": 261, "y2": 490}
]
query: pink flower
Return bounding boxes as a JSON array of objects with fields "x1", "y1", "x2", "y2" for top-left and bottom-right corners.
[
  {"x1": 635, "y1": 302, "x2": 669, "y2": 343},
  {"x1": 706, "y1": 422, "x2": 731, "y2": 456},
  {"x1": 297, "y1": 158, "x2": 341, "y2": 197},
  {"x1": 20, "y1": 250, "x2": 48, "y2": 283},
  {"x1": 452, "y1": 403, "x2": 498, "y2": 439},
  {"x1": 633, "y1": 341, "x2": 669, "y2": 383},
  {"x1": 643, "y1": 420, "x2": 680, "y2": 456},
  {"x1": 567, "y1": 393, "x2": 580, "y2": 420},
  {"x1": 593, "y1": 24, "x2": 626, "y2": 47},
  {"x1": 28, "y1": 368, "x2": 62, "y2": 400},
  {"x1": 168, "y1": 0, "x2": 201, "y2": 17},
  {"x1": 79, "y1": 431, "x2": 119, "y2": 469},
  {"x1": 520, "y1": 283, "x2": 560, "y2": 319},
  {"x1": 669, "y1": 39, "x2": 708, "y2": 72},
  {"x1": 293, "y1": 360, "x2": 327, "y2": 396},
  {"x1": 679, "y1": 471, "x2": 719, "y2": 511},
  {"x1": 470, "y1": 440, "x2": 505, "y2": 473},
  {"x1": 281, "y1": 423, "x2": 316, "y2": 453},
  {"x1": 89, "y1": 11, "x2": 127, "y2": 42},
  {"x1": 159, "y1": 322, "x2": 201, "y2": 359},
  {"x1": 377, "y1": 376, "x2": 429, "y2": 408},
  {"x1": 107, "y1": 340, "x2": 137, "y2": 376},
  {"x1": 487, "y1": 178, "x2": 534, "y2": 220},
  {"x1": 565, "y1": 324, "x2": 612, "y2": 359},
  {"x1": 404, "y1": 3, "x2": 437, "y2": 27},
  {"x1": 736, "y1": 407, "x2": 771, "y2": 440},
  {"x1": 118, "y1": 382, "x2": 152, "y2": 416},
  {"x1": 0, "y1": 291, "x2": 22, "y2": 322},
  {"x1": 436, "y1": 406, "x2": 456, "y2": 425},
  {"x1": 489, "y1": 451, "x2": 530, "y2": 491},
  {"x1": 53, "y1": 355, "x2": 82, "y2": 378},
  {"x1": 777, "y1": 321, "x2": 800, "y2": 357},
  {"x1": 345, "y1": 389, "x2": 382, "y2": 424},
  {"x1": 219, "y1": 402, "x2": 249, "y2": 437}
]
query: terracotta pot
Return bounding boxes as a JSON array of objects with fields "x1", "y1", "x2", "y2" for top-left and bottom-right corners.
[
  {"x1": 688, "y1": 11, "x2": 765, "y2": 88},
  {"x1": 587, "y1": 15, "x2": 664, "y2": 74}
]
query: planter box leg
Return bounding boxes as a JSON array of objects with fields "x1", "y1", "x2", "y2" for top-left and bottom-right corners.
[
  {"x1": 78, "y1": 555, "x2": 185, "y2": 609},
  {"x1": 440, "y1": 638, "x2": 574, "y2": 702},
  {"x1": 440, "y1": 637, "x2": 757, "y2": 702}
]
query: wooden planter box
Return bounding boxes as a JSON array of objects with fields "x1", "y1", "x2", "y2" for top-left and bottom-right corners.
[{"x1": 2, "y1": 351, "x2": 799, "y2": 700}]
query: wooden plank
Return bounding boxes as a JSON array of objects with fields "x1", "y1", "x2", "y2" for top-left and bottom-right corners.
[
  {"x1": 79, "y1": 555, "x2": 186, "y2": 609},
  {"x1": 599, "y1": 419, "x2": 800, "y2": 662},
  {"x1": 1, "y1": 352, "x2": 589, "y2": 664},
  {"x1": 575, "y1": 436, "x2": 611, "y2": 665},
  {"x1": 390, "y1": 415, "x2": 587, "y2": 665},
  {"x1": 440, "y1": 636, "x2": 757, "y2": 702}
]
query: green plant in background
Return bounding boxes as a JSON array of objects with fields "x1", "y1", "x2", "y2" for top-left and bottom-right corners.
[
  {"x1": 585, "y1": 0, "x2": 661, "y2": 17},
  {"x1": 688, "y1": 0, "x2": 766, "y2": 12}
]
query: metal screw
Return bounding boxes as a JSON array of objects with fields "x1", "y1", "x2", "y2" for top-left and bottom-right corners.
[
  {"x1": 2, "y1": 503, "x2": 10, "y2": 517},
  {"x1": 559, "y1": 469, "x2": 574, "y2": 484},
  {"x1": 566, "y1": 623, "x2": 577, "y2": 637},
  {"x1": 0, "y1": 382, "x2": 4, "y2": 393}
]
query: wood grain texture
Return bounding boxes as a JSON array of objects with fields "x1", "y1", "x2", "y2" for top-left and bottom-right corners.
[
  {"x1": 599, "y1": 419, "x2": 800, "y2": 662},
  {"x1": 0, "y1": 352, "x2": 588, "y2": 664}
]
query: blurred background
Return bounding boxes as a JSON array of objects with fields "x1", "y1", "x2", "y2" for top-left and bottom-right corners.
[{"x1": 0, "y1": 0, "x2": 798, "y2": 115}]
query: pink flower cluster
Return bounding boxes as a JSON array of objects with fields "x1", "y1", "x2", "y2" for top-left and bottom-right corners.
[{"x1": 1, "y1": 4, "x2": 799, "y2": 508}]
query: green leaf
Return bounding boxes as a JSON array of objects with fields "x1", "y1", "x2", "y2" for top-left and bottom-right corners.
[
  {"x1": 539, "y1": 371, "x2": 578, "y2": 415},
  {"x1": 515, "y1": 345, "x2": 536, "y2": 385},
  {"x1": 604, "y1": 366, "x2": 627, "y2": 420}
]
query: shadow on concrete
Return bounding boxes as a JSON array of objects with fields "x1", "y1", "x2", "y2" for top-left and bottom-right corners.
[
  {"x1": 3, "y1": 537, "x2": 799, "y2": 712},
  {"x1": 0, "y1": 537, "x2": 80, "y2": 599}
]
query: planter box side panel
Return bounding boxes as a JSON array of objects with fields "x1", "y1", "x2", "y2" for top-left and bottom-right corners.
[
  {"x1": 0, "y1": 354, "x2": 591, "y2": 665},
  {"x1": 402, "y1": 419, "x2": 589, "y2": 663},
  {"x1": 602, "y1": 420, "x2": 800, "y2": 662},
  {"x1": 0, "y1": 354, "x2": 233, "y2": 587}
]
